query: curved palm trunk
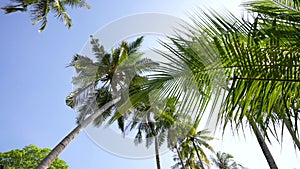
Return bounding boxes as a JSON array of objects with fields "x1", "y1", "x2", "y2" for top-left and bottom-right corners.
[
  {"x1": 175, "y1": 145, "x2": 186, "y2": 169},
  {"x1": 36, "y1": 97, "x2": 120, "y2": 169},
  {"x1": 191, "y1": 140, "x2": 205, "y2": 169},
  {"x1": 249, "y1": 118, "x2": 278, "y2": 169}
]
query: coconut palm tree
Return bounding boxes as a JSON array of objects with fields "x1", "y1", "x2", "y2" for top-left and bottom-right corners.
[
  {"x1": 167, "y1": 113, "x2": 214, "y2": 169},
  {"x1": 172, "y1": 141, "x2": 202, "y2": 169},
  {"x1": 169, "y1": 118, "x2": 196, "y2": 169},
  {"x1": 211, "y1": 151, "x2": 245, "y2": 169},
  {"x1": 127, "y1": 97, "x2": 180, "y2": 169},
  {"x1": 171, "y1": 127, "x2": 214, "y2": 169},
  {"x1": 172, "y1": 143, "x2": 187, "y2": 169},
  {"x1": 185, "y1": 119, "x2": 214, "y2": 169},
  {"x1": 1, "y1": 0, "x2": 90, "y2": 31},
  {"x1": 36, "y1": 36, "x2": 158, "y2": 169}
]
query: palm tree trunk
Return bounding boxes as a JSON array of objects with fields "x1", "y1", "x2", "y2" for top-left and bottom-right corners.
[
  {"x1": 249, "y1": 118, "x2": 278, "y2": 169},
  {"x1": 147, "y1": 121, "x2": 161, "y2": 169},
  {"x1": 188, "y1": 149, "x2": 193, "y2": 169},
  {"x1": 154, "y1": 135, "x2": 161, "y2": 169},
  {"x1": 175, "y1": 145, "x2": 186, "y2": 169},
  {"x1": 36, "y1": 97, "x2": 120, "y2": 169},
  {"x1": 191, "y1": 139, "x2": 205, "y2": 169}
]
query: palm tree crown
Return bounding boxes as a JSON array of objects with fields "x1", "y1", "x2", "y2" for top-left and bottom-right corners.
[
  {"x1": 211, "y1": 151, "x2": 245, "y2": 169},
  {"x1": 1, "y1": 0, "x2": 90, "y2": 31}
]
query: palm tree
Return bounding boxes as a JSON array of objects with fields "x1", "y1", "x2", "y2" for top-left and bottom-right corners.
[
  {"x1": 128, "y1": 97, "x2": 180, "y2": 169},
  {"x1": 36, "y1": 36, "x2": 157, "y2": 168},
  {"x1": 140, "y1": 1, "x2": 300, "y2": 168},
  {"x1": 168, "y1": 114, "x2": 214, "y2": 169},
  {"x1": 211, "y1": 151, "x2": 245, "y2": 169},
  {"x1": 169, "y1": 118, "x2": 196, "y2": 169},
  {"x1": 186, "y1": 121, "x2": 214, "y2": 169},
  {"x1": 172, "y1": 143, "x2": 186, "y2": 169},
  {"x1": 1, "y1": 0, "x2": 90, "y2": 31},
  {"x1": 172, "y1": 141, "x2": 202, "y2": 169},
  {"x1": 171, "y1": 128, "x2": 214, "y2": 169}
]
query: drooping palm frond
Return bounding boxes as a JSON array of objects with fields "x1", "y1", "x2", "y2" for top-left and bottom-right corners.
[
  {"x1": 63, "y1": 0, "x2": 90, "y2": 8},
  {"x1": 273, "y1": 0, "x2": 300, "y2": 11},
  {"x1": 30, "y1": 0, "x2": 50, "y2": 32},
  {"x1": 1, "y1": 0, "x2": 33, "y2": 13},
  {"x1": 243, "y1": 0, "x2": 300, "y2": 46},
  {"x1": 52, "y1": 0, "x2": 72, "y2": 29},
  {"x1": 245, "y1": 0, "x2": 300, "y2": 15},
  {"x1": 155, "y1": 5, "x2": 300, "y2": 150},
  {"x1": 144, "y1": 42, "x2": 215, "y2": 121}
]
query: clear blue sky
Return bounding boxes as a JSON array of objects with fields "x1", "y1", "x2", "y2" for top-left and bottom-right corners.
[{"x1": 0, "y1": 0, "x2": 299, "y2": 169}]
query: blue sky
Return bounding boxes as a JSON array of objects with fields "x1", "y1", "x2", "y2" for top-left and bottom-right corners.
[{"x1": 0, "y1": 0, "x2": 299, "y2": 169}]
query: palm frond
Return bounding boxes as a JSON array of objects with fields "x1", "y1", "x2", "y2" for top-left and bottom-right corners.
[
  {"x1": 157, "y1": 6, "x2": 300, "y2": 147},
  {"x1": 52, "y1": 0, "x2": 72, "y2": 29},
  {"x1": 30, "y1": 0, "x2": 50, "y2": 32},
  {"x1": 62, "y1": 0, "x2": 90, "y2": 8},
  {"x1": 1, "y1": 0, "x2": 35, "y2": 13},
  {"x1": 134, "y1": 128, "x2": 143, "y2": 145},
  {"x1": 244, "y1": 0, "x2": 300, "y2": 24}
]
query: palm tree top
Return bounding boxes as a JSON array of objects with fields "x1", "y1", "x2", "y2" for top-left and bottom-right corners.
[
  {"x1": 211, "y1": 151, "x2": 246, "y2": 169},
  {"x1": 1, "y1": 0, "x2": 90, "y2": 31}
]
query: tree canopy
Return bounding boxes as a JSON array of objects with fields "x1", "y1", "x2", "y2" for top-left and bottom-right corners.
[{"x1": 0, "y1": 144, "x2": 68, "y2": 169}]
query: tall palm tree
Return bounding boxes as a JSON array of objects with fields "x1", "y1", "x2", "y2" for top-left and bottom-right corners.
[
  {"x1": 1, "y1": 0, "x2": 90, "y2": 31},
  {"x1": 36, "y1": 36, "x2": 157, "y2": 169},
  {"x1": 211, "y1": 151, "x2": 245, "y2": 169},
  {"x1": 139, "y1": 1, "x2": 300, "y2": 168}
]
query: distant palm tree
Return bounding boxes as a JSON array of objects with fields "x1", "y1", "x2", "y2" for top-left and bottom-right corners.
[
  {"x1": 36, "y1": 36, "x2": 157, "y2": 169},
  {"x1": 187, "y1": 128, "x2": 214, "y2": 168},
  {"x1": 171, "y1": 116, "x2": 214, "y2": 169},
  {"x1": 129, "y1": 97, "x2": 179, "y2": 169},
  {"x1": 211, "y1": 151, "x2": 245, "y2": 169},
  {"x1": 172, "y1": 143, "x2": 186, "y2": 169},
  {"x1": 1, "y1": 0, "x2": 90, "y2": 31},
  {"x1": 169, "y1": 118, "x2": 195, "y2": 169},
  {"x1": 172, "y1": 141, "x2": 202, "y2": 169}
]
